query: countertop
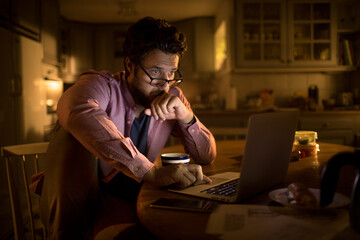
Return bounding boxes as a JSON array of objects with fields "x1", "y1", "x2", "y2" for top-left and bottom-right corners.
[{"x1": 194, "y1": 108, "x2": 360, "y2": 116}]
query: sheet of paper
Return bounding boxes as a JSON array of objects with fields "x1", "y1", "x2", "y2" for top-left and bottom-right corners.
[{"x1": 206, "y1": 204, "x2": 349, "y2": 240}]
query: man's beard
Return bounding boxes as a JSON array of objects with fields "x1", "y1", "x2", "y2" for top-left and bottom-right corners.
[{"x1": 130, "y1": 80, "x2": 164, "y2": 108}]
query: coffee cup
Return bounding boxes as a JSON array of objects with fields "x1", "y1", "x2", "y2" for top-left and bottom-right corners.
[{"x1": 161, "y1": 153, "x2": 190, "y2": 166}]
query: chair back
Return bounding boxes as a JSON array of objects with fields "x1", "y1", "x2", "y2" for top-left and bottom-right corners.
[
  {"x1": 2, "y1": 142, "x2": 49, "y2": 240},
  {"x1": 320, "y1": 150, "x2": 360, "y2": 232}
]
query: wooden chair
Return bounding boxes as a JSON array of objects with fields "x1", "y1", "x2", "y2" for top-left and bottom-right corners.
[
  {"x1": 2, "y1": 140, "x2": 146, "y2": 240},
  {"x1": 2, "y1": 142, "x2": 49, "y2": 240}
]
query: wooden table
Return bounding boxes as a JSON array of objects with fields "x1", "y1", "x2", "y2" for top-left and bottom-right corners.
[{"x1": 137, "y1": 141, "x2": 359, "y2": 240}]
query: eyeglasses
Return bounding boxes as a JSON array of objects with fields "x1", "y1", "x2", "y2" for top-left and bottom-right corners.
[{"x1": 140, "y1": 65, "x2": 183, "y2": 87}]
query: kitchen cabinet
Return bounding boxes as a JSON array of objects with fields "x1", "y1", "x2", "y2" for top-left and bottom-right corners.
[
  {"x1": 0, "y1": 0, "x2": 41, "y2": 41},
  {"x1": 41, "y1": 0, "x2": 60, "y2": 65},
  {"x1": 0, "y1": 0, "x2": 10, "y2": 20},
  {"x1": 298, "y1": 113, "x2": 358, "y2": 146},
  {"x1": 0, "y1": 0, "x2": 60, "y2": 64},
  {"x1": 234, "y1": 0, "x2": 337, "y2": 69},
  {"x1": 337, "y1": 0, "x2": 360, "y2": 31},
  {"x1": 0, "y1": 28, "x2": 20, "y2": 148},
  {"x1": 336, "y1": 0, "x2": 360, "y2": 70}
]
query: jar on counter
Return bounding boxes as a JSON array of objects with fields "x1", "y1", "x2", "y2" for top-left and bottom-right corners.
[{"x1": 293, "y1": 131, "x2": 319, "y2": 158}]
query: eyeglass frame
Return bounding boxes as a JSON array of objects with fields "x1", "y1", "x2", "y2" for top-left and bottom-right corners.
[{"x1": 139, "y1": 65, "x2": 183, "y2": 87}]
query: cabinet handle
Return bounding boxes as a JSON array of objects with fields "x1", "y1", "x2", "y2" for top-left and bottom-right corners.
[
  {"x1": 323, "y1": 123, "x2": 330, "y2": 128},
  {"x1": 11, "y1": 76, "x2": 22, "y2": 97}
]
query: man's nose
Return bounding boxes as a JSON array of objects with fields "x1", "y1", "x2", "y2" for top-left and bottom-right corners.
[{"x1": 160, "y1": 81, "x2": 169, "y2": 90}]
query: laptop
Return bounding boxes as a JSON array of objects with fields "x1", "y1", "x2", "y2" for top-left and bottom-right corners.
[{"x1": 169, "y1": 110, "x2": 299, "y2": 202}]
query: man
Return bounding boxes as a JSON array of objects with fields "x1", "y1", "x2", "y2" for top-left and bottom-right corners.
[{"x1": 39, "y1": 17, "x2": 216, "y2": 239}]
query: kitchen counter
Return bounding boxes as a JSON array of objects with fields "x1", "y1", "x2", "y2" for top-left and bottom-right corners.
[
  {"x1": 195, "y1": 108, "x2": 360, "y2": 147},
  {"x1": 195, "y1": 108, "x2": 360, "y2": 116},
  {"x1": 300, "y1": 110, "x2": 360, "y2": 115}
]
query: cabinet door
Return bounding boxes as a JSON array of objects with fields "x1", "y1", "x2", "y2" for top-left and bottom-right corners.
[
  {"x1": 0, "y1": 27, "x2": 20, "y2": 146},
  {"x1": 287, "y1": 0, "x2": 337, "y2": 66},
  {"x1": 9, "y1": 0, "x2": 41, "y2": 40},
  {"x1": 0, "y1": 0, "x2": 11, "y2": 20},
  {"x1": 315, "y1": 130, "x2": 354, "y2": 146},
  {"x1": 299, "y1": 115, "x2": 355, "y2": 146},
  {"x1": 235, "y1": 0, "x2": 287, "y2": 67},
  {"x1": 41, "y1": 0, "x2": 60, "y2": 65}
]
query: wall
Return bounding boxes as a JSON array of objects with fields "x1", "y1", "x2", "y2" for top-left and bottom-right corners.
[
  {"x1": 174, "y1": 17, "x2": 215, "y2": 105},
  {"x1": 20, "y1": 36, "x2": 53, "y2": 143}
]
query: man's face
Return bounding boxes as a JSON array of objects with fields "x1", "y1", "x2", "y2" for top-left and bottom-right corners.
[{"x1": 126, "y1": 49, "x2": 180, "y2": 108}]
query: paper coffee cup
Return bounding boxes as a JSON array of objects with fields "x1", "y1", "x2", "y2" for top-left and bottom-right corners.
[{"x1": 161, "y1": 153, "x2": 190, "y2": 166}]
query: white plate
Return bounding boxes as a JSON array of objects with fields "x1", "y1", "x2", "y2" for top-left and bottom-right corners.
[{"x1": 269, "y1": 188, "x2": 350, "y2": 210}]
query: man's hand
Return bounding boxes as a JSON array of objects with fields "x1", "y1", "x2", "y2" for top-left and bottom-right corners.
[
  {"x1": 144, "y1": 92, "x2": 193, "y2": 124},
  {"x1": 143, "y1": 164, "x2": 212, "y2": 188}
]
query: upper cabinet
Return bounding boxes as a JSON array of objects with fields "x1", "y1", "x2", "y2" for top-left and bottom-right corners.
[
  {"x1": 337, "y1": 0, "x2": 360, "y2": 31},
  {"x1": 288, "y1": 1, "x2": 335, "y2": 66},
  {"x1": 0, "y1": 0, "x2": 41, "y2": 41},
  {"x1": 41, "y1": 0, "x2": 60, "y2": 65},
  {"x1": 234, "y1": 0, "x2": 338, "y2": 70},
  {"x1": 235, "y1": 1, "x2": 286, "y2": 67},
  {"x1": 336, "y1": 0, "x2": 360, "y2": 70}
]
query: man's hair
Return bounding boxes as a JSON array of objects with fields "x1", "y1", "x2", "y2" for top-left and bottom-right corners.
[{"x1": 123, "y1": 16, "x2": 187, "y2": 77}]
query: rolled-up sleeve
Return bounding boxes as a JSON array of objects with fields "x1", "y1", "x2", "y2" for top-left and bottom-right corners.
[
  {"x1": 170, "y1": 88, "x2": 217, "y2": 165},
  {"x1": 57, "y1": 72, "x2": 153, "y2": 182}
]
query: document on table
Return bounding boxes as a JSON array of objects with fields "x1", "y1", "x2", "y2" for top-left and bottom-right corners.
[{"x1": 206, "y1": 204, "x2": 349, "y2": 240}]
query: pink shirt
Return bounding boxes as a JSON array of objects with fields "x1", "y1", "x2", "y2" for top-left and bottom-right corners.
[{"x1": 57, "y1": 70, "x2": 216, "y2": 183}]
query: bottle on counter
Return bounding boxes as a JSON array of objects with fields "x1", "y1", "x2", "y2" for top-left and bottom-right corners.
[{"x1": 308, "y1": 85, "x2": 318, "y2": 111}]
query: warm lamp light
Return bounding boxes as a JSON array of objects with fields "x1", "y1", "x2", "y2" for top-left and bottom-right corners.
[
  {"x1": 214, "y1": 20, "x2": 227, "y2": 71},
  {"x1": 45, "y1": 79, "x2": 63, "y2": 113}
]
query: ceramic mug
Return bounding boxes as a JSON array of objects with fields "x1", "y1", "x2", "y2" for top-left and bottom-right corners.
[{"x1": 161, "y1": 153, "x2": 190, "y2": 166}]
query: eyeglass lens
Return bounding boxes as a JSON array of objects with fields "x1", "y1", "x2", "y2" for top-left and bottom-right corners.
[{"x1": 141, "y1": 65, "x2": 182, "y2": 87}]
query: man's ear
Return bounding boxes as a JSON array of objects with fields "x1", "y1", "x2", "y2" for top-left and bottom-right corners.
[{"x1": 125, "y1": 57, "x2": 135, "y2": 74}]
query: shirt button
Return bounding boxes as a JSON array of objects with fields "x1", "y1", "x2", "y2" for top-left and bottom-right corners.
[
  {"x1": 127, "y1": 121, "x2": 131, "y2": 125},
  {"x1": 191, "y1": 129, "x2": 195, "y2": 133},
  {"x1": 109, "y1": 154, "x2": 113, "y2": 158},
  {"x1": 134, "y1": 167, "x2": 139, "y2": 172}
]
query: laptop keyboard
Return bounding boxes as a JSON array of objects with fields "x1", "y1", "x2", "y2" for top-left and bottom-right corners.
[{"x1": 200, "y1": 178, "x2": 239, "y2": 197}]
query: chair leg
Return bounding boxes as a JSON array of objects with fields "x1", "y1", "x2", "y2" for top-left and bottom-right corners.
[
  {"x1": 5, "y1": 156, "x2": 26, "y2": 240},
  {"x1": 21, "y1": 155, "x2": 36, "y2": 240}
]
